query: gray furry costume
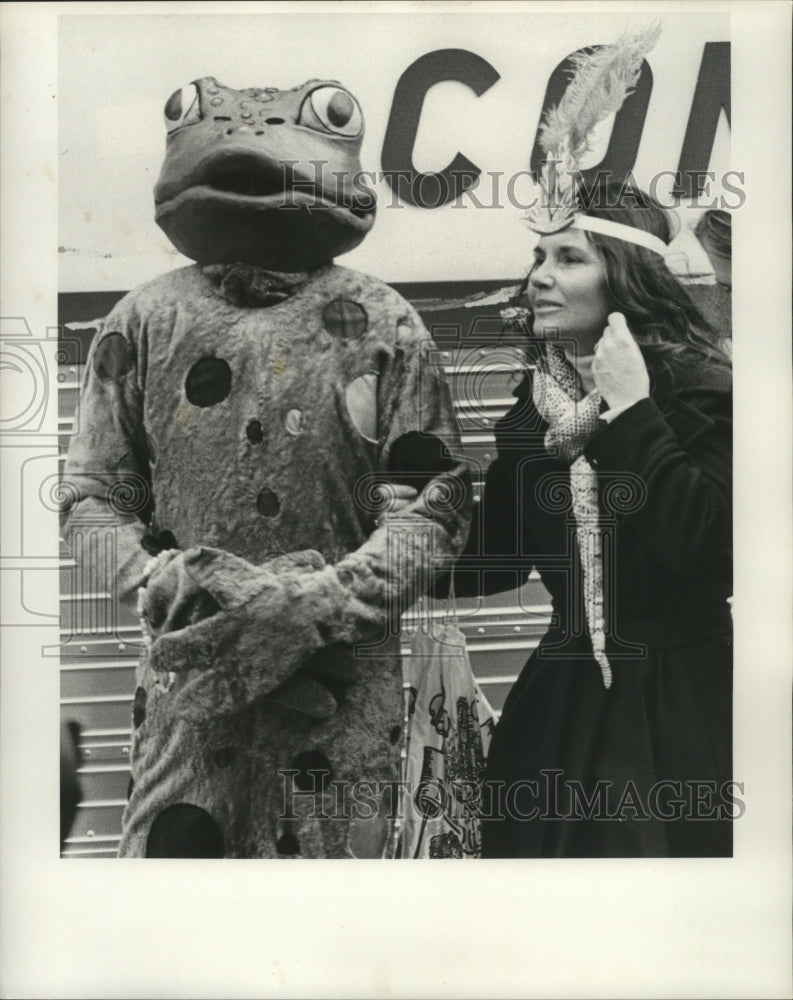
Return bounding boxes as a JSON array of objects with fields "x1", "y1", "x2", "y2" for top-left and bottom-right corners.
[{"x1": 64, "y1": 77, "x2": 471, "y2": 858}]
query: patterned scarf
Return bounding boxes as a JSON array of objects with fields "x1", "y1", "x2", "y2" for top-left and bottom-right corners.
[{"x1": 532, "y1": 343, "x2": 612, "y2": 688}]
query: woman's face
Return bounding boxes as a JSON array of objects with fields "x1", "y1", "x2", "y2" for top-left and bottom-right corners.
[{"x1": 527, "y1": 229, "x2": 612, "y2": 354}]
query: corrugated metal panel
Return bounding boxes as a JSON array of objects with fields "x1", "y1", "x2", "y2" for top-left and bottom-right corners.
[{"x1": 59, "y1": 286, "x2": 548, "y2": 857}]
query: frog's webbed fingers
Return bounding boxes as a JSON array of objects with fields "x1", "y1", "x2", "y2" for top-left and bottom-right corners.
[
  {"x1": 172, "y1": 667, "x2": 339, "y2": 724},
  {"x1": 147, "y1": 605, "x2": 242, "y2": 675},
  {"x1": 178, "y1": 546, "x2": 278, "y2": 610},
  {"x1": 171, "y1": 662, "x2": 251, "y2": 723},
  {"x1": 266, "y1": 671, "x2": 339, "y2": 719},
  {"x1": 142, "y1": 546, "x2": 329, "y2": 648},
  {"x1": 147, "y1": 563, "x2": 381, "y2": 715}
]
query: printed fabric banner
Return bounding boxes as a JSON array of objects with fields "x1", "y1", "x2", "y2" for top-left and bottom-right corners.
[{"x1": 401, "y1": 613, "x2": 496, "y2": 859}]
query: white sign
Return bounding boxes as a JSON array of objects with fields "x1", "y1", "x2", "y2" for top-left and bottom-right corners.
[{"x1": 58, "y1": 9, "x2": 730, "y2": 290}]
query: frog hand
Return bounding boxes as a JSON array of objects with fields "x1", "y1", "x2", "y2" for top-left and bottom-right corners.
[{"x1": 146, "y1": 547, "x2": 368, "y2": 723}]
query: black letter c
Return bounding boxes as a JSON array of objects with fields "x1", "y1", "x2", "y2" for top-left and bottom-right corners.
[{"x1": 381, "y1": 48, "x2": 500, "y2": 208}]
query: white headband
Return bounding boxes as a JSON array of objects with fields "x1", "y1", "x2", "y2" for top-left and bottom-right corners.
[
  {"x1": 570, "y1": 214, "x2": 717, "y2": 285},
  {"x1": 572, "y1": 215, "x2": 668, "y2": 255}
]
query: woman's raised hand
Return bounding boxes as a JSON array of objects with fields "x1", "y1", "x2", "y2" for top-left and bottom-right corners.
[{"x1": 592, "y1": 312, "x2": 651, "y2": 410}]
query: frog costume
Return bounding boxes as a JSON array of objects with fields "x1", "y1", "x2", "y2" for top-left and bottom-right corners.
[{"x1": 64, "y1": 77, "x2": 471, "y2": 858}]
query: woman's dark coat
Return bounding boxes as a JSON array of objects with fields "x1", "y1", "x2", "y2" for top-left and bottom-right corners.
[{"x1": 453, "y1": 358, "x2": 733, "y2": 857}]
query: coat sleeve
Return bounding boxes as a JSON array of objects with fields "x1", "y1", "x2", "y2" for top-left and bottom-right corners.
[
  {"x1": 438, "y1": 375, "x2": 539, "y2": 599},
  {"x1": 446, "y1": 455, "x2": 530, "y2": 597},
  {"x1": 61, "y1": 295, "x2": 155, "y2": 613},
  {"x1": 583, "y1": 385, "x2": 732, "y2": 576}
]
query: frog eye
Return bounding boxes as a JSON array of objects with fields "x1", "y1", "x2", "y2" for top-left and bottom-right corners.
[
  {"x1": 163, "y1": 84, "x2": 202, "y2": 133},
  {"x1": 300, "y1": 86, "x2": 362, "y2": 137}
]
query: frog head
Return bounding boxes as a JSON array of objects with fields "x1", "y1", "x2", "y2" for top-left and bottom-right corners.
[{"x1": 154, "y1": 77, "x2": 377, "y2": 271}]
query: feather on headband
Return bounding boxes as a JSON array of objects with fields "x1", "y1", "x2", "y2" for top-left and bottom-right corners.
[{"x1": 527, "y1": 22, "x2": 663, "y2": 235}]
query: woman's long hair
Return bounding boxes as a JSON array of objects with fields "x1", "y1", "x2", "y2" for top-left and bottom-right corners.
[{"x1": 519, "y1": 179, "x2": 731, "y2": 384}]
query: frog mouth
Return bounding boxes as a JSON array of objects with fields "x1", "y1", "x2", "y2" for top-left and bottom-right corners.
[
  {"x1": 207, "y1": 165, "x2": 287, "y2": 199},
  {"x1": 157, "y1": 156, "x2": 374, "y2": 219}
]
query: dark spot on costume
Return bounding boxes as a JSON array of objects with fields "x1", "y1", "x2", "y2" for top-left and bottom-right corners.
[
  {"x1": 246, "y1": 419, "x2": 263, "y2": 443},
  {"x1": 140, "y1": 529, "x2": 178, "y2": 556},
  {"x1": 276, "y1": 831, "x2": 299, "y2": 855},
  {"x1": 132, "y1": 687, "x2": 147, "y2": 728},
  {"x1": 387, "y1": 431, "x2": 457, "y2": 492},
  {"x1": 256, "y1": 488, "x2": 281, "y2": 518},
  {"x1": 140, "y1": 534, "x2": 160, "y2": 556},
  {"x1": 389, "y1": 725, "x2": 402, "y2": 744},
  {"x1": 213, "y1": 746, "x2": 236, "y2": 769},
  {"x1": 93, "y1": 333, "x2": 133, "y2": 382},
  {"x1": 185, "y1": 357, "x2": 231, "y2": 407},
  {"x1": 145, "y1": 803, "x2": 224, "y2": 858},
  {"x1": 158, "y1": 530, "x2": 178, "y2": 550},
  {"x1": 127, "y1": 775, "x2": 134, "y2": 800},
  {"x1": 291, "y1": 749, "x2": 333, "y2": 793},
  {"x1": 322, "y1": 299, "x2": 368, "y2": 339}
]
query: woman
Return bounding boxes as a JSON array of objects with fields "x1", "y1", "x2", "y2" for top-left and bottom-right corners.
[{"x1": 454, "y1": 181, "x2": 733, "y2": 858}]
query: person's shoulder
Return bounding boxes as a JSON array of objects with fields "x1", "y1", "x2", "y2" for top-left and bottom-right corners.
[
  {"x1": 107, "y1": 265, "x2": 204, "y2": 317},
  {"x1": 654, "y1": 355, "x2": 732, "y2": 399},
  {"x1": 677, "y1": 356, "x2": 732, "y2": 395},
  {"x1": 652, "y1": 355, "x2": 733, "y2": 432},
  {"x1": 319, "y1": 263, "x2": 409, "y2": 307}
]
